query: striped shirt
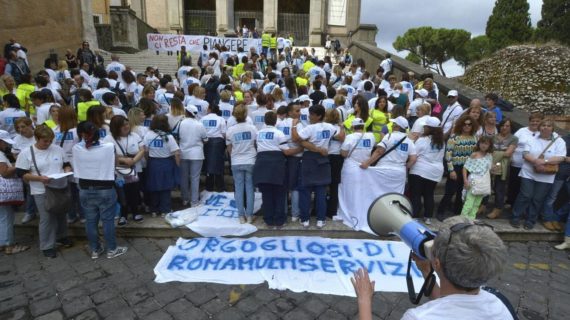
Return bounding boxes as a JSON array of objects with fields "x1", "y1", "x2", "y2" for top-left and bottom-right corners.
[{"x1": 446, "y1": 135, "x2": 478, "y2": 171}]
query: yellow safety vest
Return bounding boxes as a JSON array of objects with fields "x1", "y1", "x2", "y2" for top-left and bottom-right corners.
[
  {"x1": 261, "y1": 33, "x2": 271, "y2": 47},
  {"x1": 44, "y1": 119, "x2": 56, "y2": 129},
  {"x1": 233, "y1": 63, "x2": 245, "y2": 79},
  {"x1": 302, "y1": 60, "x2": 315, "y2": 72},
  {"x1": 77, "y1": 100, "x2": 101, "y2": 121},
  {"x1": 369, "y1": 109, "x2": 390, "y2": 142},
  {"x1": 234, "y1": 90, "x2": 244, "y2": 102},
  {"x1": 16, "y1": 83, "x2": 35, "y2": 115},
  {"x1": 295, "y1": 76, "x2": 308, "y2": 87},
  {"x1": 288, "y1": 36, "x2": 294, "y2": 46},
  {"x1": 343, "y1": 114, "x2": 373, "y2": 135},
  {"x1": 270, "y1": 36, "x2": 277, "y2": 49}
]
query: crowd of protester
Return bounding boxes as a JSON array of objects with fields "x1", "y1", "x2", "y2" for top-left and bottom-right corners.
[{"x1": 1, "y1": 36, "x2": 570, "y2": 260}]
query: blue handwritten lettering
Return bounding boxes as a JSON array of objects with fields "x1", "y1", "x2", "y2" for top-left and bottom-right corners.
[
  {"x1": 282, "y1": 239, "x2": 295, "y2": 253},
  {"x1": 200, "y1": 208, "x2": 219, "y2": 217},
  {"x1": 167, "y1": 255, "x2": 187, "y2": 270},
  {"x1": 177, "y1": 239, "x2": 201, "y2": 251},
  {"x1": 320, "y1": 258, "x2": 336, "y2": 273},
  {"x1": 363, "y1": 242, "x2": 383, "y2": 256},
  {"x1": 307, "y1": 242, "x2": 325, "y2": 256},
  {"x1": 220, "y1": 258, "x2": 237, "y2": 270},
  {"x1": 204, "y1": 258, "x2": 223, "y2": 271},
  {"x1": 205, "y1": 194, "x2": 227, "y2": 207},
  {"x1": 339, "y1": 259, "x2": 356, "y2": 275},
  {"x1": 187, "y1": 258, "x2": 203, "y2": 270},
  {"x1": 326, "y1": 244, "x2": 342, "y2": 258},
  {"x1": 384, "y1": 261, "x2": 406, "y2": 276},
  {"x1": 386, "y1": 243, "x2": 395, "y2": 258},
  {"x1": 218, "y1": 209, "x2": 238, "y2": 218},
  {"x1": 241, "y1": 240, "x2": 257, "y2": 253},
  {"x1": 238, "y1": 257, "x2": 255, "y2": 271},
  {"x1": 220, "y1": 240, "x2": 237, "y2": 253},
  {"x1": 201, "y1": 238, "x2": 220, "y2": 253},
  {"x1": 261, "y1": 239, "x2": 277, "y2": 251},
  {"x1": 298, "y1": 258, "x2": 318, "y2": 272}
]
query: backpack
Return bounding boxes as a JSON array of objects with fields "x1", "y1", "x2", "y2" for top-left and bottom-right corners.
[
  {"x1": 333, "y1": 40, "x2": 341, "y2": 51},
  {"x1": 496, "y1": 98, "x2": 514, "y2": 112},
  {"x1": 112, "y1": 82, "x2": 132, "y2": 112},
  {"x1": 9, "y1": 59, "x2": 30, "y2": 85}
]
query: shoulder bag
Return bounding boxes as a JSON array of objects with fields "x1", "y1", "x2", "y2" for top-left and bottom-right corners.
[
  {"x1": 534, "y1": 137, "x2": 559, "y2": 175},
  {"x1": 114, "y1": 136, "x2": 139, "y2": 184},
  {"x1": 371, "y1": 134, "x2": 407, "y2": 166},
  {"x1": 30, "y1": 146, "x2": 71, "y2": 214},
  {"x1": 0, "y1": 161, "x2": 24, "y2": 205},
  {"x1": 470, "y1": 172, "x2": 491, "y2": 196}
]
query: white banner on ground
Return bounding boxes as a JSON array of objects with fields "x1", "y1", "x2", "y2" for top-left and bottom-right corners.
[
  {"x1": 181, "y1": 191, "x2": 261, "y2": 237},
  {"x1": 146, "y1": 33, "x2": 263, "y2": 53},
  {"x1": 154, "y1": 236, "x2": 424, "y2": 296}
]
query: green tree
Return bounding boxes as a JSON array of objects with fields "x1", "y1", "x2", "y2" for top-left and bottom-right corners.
[
  {"x1": 455, "y1": 35, "x2": 492, "y2": 70},
  {"x1": 405, "y1": 53, "x2": 421, "y2": 65},
  {"x1": 486, "y1": 0, "x2": 533, "y2": 51},
  {"x1": 393, "y1": 27, "x2": 471, "y2": 76},
  {"x1": 536, "y1": 0, "x2": 570, "y2": 46}
]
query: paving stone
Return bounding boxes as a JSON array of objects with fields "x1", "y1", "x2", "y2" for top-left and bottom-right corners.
[
  {"x1": 331, "y1": 297, "x2": 358, "y2": 317},
  {"x1": 266, "y1": 297, "x2": 296, "y2": 316},
  {"x1": 235, "y1": 295, "x2": 262, "y2": 314},
  {"x1": 132, "y1": 298, "x2": 162, "y2": 317},
  {"x1": 318, "y1": 309, "x2": 348, "y2": 320},
  {"x1": 0, "y1": 308, "x2": 29, "y2": 320},
  {"x1": 0, "y1": 283, "x2": 24, "y2": 301},
  {"x1": 253, "y1": 286, "x2": 279, "y2": 302},
  {"x1": 74, "y1": 309, "x2": 100, "y2": 320},
  {"x1": 123, "y1": 286, "x2": 153, "y2": 306},
  {"x1": 165, "y1": 299, "x2": 208, "y2": 320},
  {"x1": 142, "y1": 309, "x2": 173, "y2": 320},
  {"x1": 63, "y1": 295, "x2": 95, "y2": 318},
  {"x1": 301, "y1": 297, "x2": 329, "y2": 317},
  {"x1": 30, "y1": 296, "x2": 61, "y2": 317},
  {"x1": 104, "y1": 309, "x2": 136, "y2": 320},
  {"x1": 60, "y1": 286, "x2": 89, "y2": 303},
  {"x1": 201, "y1": 297, "x2": 229, "y2": 316},
  {"x1": 214, "y1": 307, "x2": 246, "y2": 320},
  {"x1": 248, "y1": 307, "x2": 279, "y2": 320},
  {"x1": 152, "y1": 287, "x2": 185, "y2": 306},
  {"x1": 185, "y1": 286, "x2": 217, "y2": 306},
  {"x1": 84, "y1": 278, "x2": 112, "y2": 295},
  {"x1": 96, "y1": 297, "x2": 128, "y2": 318},
  {"x1": 91, "y1": 287, "x2": 119, "y2": 305},
  {"x1": 83, "y1": 270, "x2": 107, "y2": 281},
  {"x1": 283, "y1": 308, "x2": 315, "y2": 320},
  {"x1": 28, "y1": 286, "x2": 57, "y2": 302},
  {"x1": 0, "y1": 294, "x2": 28, "y2": 314},
  {"x1": 35, "y1": 310, "x2": 64, "y2": 320}
]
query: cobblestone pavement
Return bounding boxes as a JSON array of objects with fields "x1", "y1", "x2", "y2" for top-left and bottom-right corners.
[{"x1": 1, "y1": 235, "x2": 569, "y2": 320}]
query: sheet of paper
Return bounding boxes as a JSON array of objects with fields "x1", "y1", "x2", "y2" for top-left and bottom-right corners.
[{"x1": 47, "y1": 172, "x2": 74, "y2": 180}]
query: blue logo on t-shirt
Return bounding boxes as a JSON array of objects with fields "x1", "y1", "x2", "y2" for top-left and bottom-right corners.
[
  {"x1": 5, "y1": 117, "x2": 17, "y2": 125},
  {"x1": 254, "y1": 116, "x2": 264, "y2": 124},
  {"x1": 300, "y1": 114, "x2": 308, "y2": 121},
  {"x1": 317, "y1": 130, "x2": 331, "y2": 140},
  {"x1": 234, "y1": 132, "x2": 252, "y2": 142},
  {"x1": 150, "y1": 139, "x2": 164, "y2": 148},
  {"x1": 278, "y1": 126, "x2": 290, "y2": 135},
  {"x1": 143, "y1": 119, "x2": 151, "y2": 127},
  {"x1": 400, "y1": 143, "x2": 408, "y2": 151},
  {"x1": 222, "y1": 110, "x2": 231, "y2": 118},
  {"x1": 203, "y1": 120, "x2": 217, "y2": 128},
  {"x1": 99, "y1": 128, "x2": 107, "y2": 138},
  {"x1": 259, "y1": 132, "x2": 274, "y2": 140},
  {"x1": 359, "y1": 139, "x2": 371, "y2": 148}
]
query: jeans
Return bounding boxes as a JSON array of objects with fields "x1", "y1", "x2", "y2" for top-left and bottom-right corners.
[
  {"x1": 232, "y1": 164, "x2": 255, "y2": 217},
  {"x1": 437, "y1": 165, "x2": 464, "y2": 217},
  {"x1": 409, "y1": 174, "x2": 437, "y2": 218},
  {"x1": 150, "y1": 190, "x2": 172, "y2": 214},
  {"x1": 118, "y1": 182, "x2": 141, "y2": 218},
  {"x1": 511, "y1": 178, "x2": 552, "y2": 227},
  {"x1": 259, "y1": 184, "x2": 287, "y2": 226},
  {"x1": 0, "y1": 205, "x2": 15, "y2": 246},
  {"x1": 34, "y1": 194, "x2": 68, "y2": 251},
  {"x1": 543, "y1": 179, "x2": 568, "y2": 221},
  {"x1": 180, "y1": 159, "x2": 203, "y2": 205},
  {"x1": 284, "y1": 190, "x2": 300, "y2": 218},
  {"x1": 80, "y1": 187, "x2": 118, "y2": 252},
  {"x1": 25, "y1": 184, "x2": 36, "y2": 216},
  {"x1": 507, "y1": 166, "x2": 521, "y2": 205},
  {"x1": 490, "y1": 177, "x2": 507, "y2": 210},
  {"x1": 299, "y1": 185, "x2": 327, "y2": 222},
  {"x1": 67, "y1": 182, "x2": 83, "y2": 221}
]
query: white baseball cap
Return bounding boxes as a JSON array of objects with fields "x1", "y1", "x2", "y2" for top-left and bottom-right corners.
[
  {"x1": 425, "y1": 116, "x2": 441, "y2": 127},
  {"x1": 297, "y1": 95, "x2": 313, "y2": 103},
  {"x1": 351, "y1": 118, "x2": 364, "y2": 127},
  {"x1": 447, "y1": 90, "x2": 458, "y2": 97},
  {"x1": 415, "y1": 89, "x2": 428, "y2": 98},
  {"x1": 0, "y1": 130, "x2": 15, "y2": 145},
  {"x1": 390, "y1": 116, "x2": 409, "y2": 129},
  {"x1": 185, "y1": 104, "x2": 199, "y2": 116}
]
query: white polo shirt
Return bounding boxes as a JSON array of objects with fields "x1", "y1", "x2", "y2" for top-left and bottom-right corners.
[
  {"x1": 178, "y1": 118, "x2": 208, "y2": 160},
  {"x1": 256, "y1": 126, "x2": 287, "y2": 152}
]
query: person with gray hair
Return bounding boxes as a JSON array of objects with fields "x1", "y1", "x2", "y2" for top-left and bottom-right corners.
[{"x1": 352, "y1": 216, "x2": 514, "y2": 320}]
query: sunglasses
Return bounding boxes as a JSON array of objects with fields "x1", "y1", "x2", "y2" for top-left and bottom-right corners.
[{"x1": 463, "y1": 122, "x2": 472, "y2": 126}]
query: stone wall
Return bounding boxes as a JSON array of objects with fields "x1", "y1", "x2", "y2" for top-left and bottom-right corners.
[{"x1": 0, "y1": 0, "x2": 96, "y2": 73}]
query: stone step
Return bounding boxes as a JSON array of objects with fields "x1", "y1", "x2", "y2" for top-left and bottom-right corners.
[{"x1": 13, "y1": 211, "x2": 563, "y2": 242}]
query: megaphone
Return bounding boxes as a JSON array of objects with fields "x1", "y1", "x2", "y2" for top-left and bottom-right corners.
[{"x1": 367, "y1": 193, "x2": 437, "y2": 304}]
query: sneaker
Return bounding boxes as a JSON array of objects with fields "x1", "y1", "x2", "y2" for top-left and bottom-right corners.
[
  {"x1": 56, "y1": 238, "x2": 73, "y2": 248},
  {"x1": 21, "y1": 214, "x2": 35, "y2": 224},
  {"x1": 182, "y1": 201, "x2": 189, "y2": 207},
  {"x1": 67, "y1": 217, "x2": 78, "y2": 224},
  {"x1": 316, "y1": 220, "x2": 326, "y2": 229},
  {"x1": 523, "y1": 224, "x2": 534, "y2": 230},
  {"x1": 80, "y1": 218, "x2": 86, "y2": 224},
  {"x1": 118, "y1": 217, "x2": 127, "y2": 226},
  {"x1": 301, "y1": 220, "x2": 310, "y2": 228},
  {"x1": 510, "y1": 220, "x2": 521, "y2": 229},
  {"x1": 91, "y1": 247, "x2": 104, "y2": 260},
  {"x1": 133, "y1": 215, "x2": 144, "y2": 222},
  {"x1": 107, "y1": 246, "x2": 128, "y2": 259},
  {"x1": 151, "y1": 212, "x2": 157, "y2": 218},
  {"x1": 239, "y1": 216, "x2": 246, "y2": 224},
  {"x1": 43, "y1": 248, "x2": 57, "y2": 258},
  {"x1": 246, "y1": 216, "x2": 254, "y2": 224},
  {"x1": 291, "y1": 216, "x2": 299, "y2": 222},
  {"x1": 160, "y1": 213, "x2": 166, "y2": 218},
  {"x1": 425, "y1": 218, "x2": 432, "y2": 225}
]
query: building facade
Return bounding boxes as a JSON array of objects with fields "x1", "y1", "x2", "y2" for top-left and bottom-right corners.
[{"x1": 93, "y1": 0, "x2": 366, "y2": 47}]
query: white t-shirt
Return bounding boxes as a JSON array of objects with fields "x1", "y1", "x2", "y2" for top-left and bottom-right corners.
[
  {"x1": 178, "y1": 118, "x2": 207, "y2": 160},
  {"x1": 401, "y1": 289, "x2": 514, "y2": 320},
  {"x1": 298, "y1": 122, "x2": 337, "y2": 150},
  {"x1": 166, "y1": 114, "x2": 185, "y2": 132},
  {"x1": 15, "y1": 144, "x2": 66, "y2": 195},
  {"x1": 143, "y1": 131, "x2": 179, "y2": 158},
  {"x1": 185, "y1": 96, "x2": 209, "y2": 119},
  {"x1": 201, "y1": 113, "x2": 226, "y2": 138},
  {"x1": 93, "y1": 88, "x2": 112, "y2": 105},
  {"x1": 183, "y1": 77, "x2": 201, "y2": 96},
  {"x1": 12, "y1": 134, "x2": 35, "y2": 155},
  {"x1": 308, "y1": 66, "x2": 326, "y2": 82},
  {"x1": 226, "y1": 122, "x2": 258, "y2": 165},
  {"x1": 276, "y1": 118, "x2": 304, "y2": 157},
  {"x1": 328, "y1": 124, "x2": 343, "y2": 155},
  {"x1": 380, "y1": 58, "x2": 392, "y2": 76},
  {"x1": 257, "y1": 126, "x2": 287, "y2": 152},
  {"x1": 408, "y1": 98, "x2": 424, "y2": 117},
  {"x1": 227, "y1": 116, "x2": 253, "y2": 128},
  {"x1": 376, "y1": 131, "x2": 417, "y2": 169},
  {"x1": 410, "y1": 136, "x2": 445, "y2": 182},
  {"x1": 208, "y1": 58, "x2": 221, "y2": 77},
  {"x1": 219, "y1": 102, "x2": 234, "y2": 121},
  {"x1": 441, "y1": 102, "x2": 463, "y2": 135},
  {"x1": 512, "y1": 127, "x2": 538, "y2": 168},
  {"x1": 341, "y1": 132, "x2": 375, "y2": 163},
  {"x1": 177, "y1": 66, "x2": 192, "y2": 85},
  {"x1": 53, "y1": 127, "x2": 79, "y2": 163},
  {"x1": 72, "y1": 142, "x2": 115, "y2": 182},
  {"x1": 103, "y1": 132, "x2": 143, "y2": 172},
  {"x1": 411, "y1": 115, "x2": 430, "y2": 134},
  {"x1": 0, "y1": 151, "x2": 12, "y2": 167},
  {"x1": 106, "y1": 62, "x2": 126, "y2": 81},
  {"x1": 0, "y1": 108, "x2": 27, "y2": 137},
  {"x1": 251, "y1": 107, "x2": 270, "y2": 131},
  {"x1": 299, "y1": 108, "x2": 310, "y2": 127},
  {"x1": 519, "y1": 135, "x2": 567, "y2": 184},
  {"x1": 36, "y1": 102, "x2": 52, "y2": 125}
]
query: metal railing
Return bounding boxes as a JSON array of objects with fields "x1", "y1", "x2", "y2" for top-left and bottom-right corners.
[{"x1": 184, "y1": 10, "x2": 216, "y2": 36}]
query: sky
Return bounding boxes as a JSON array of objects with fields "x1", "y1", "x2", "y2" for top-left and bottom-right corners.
[{"x1": 360, "y1": 0, "x2": 544, "y2": 77}]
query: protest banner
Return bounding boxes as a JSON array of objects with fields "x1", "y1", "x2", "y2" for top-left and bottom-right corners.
[
  {"x1": 154, "y1": 236, "x2": 426, "y2": 297},
  {"x1": 179, "y1": 191, "x2": 261, "y2": 237},
  {"x1": 146, "y1": 33, "x2": 263, "y2": 53}
]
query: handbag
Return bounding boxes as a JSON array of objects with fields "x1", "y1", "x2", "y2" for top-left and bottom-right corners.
[
  {"x1": 470, "y1": 172, "x2": 491, "y2": 196},
  {"x1": 534, "y1": 138, "x2": 559, "y2": 175},
  {"x1": 114, "y1": 136, "x2": 139, "y2": 184},
  {"x1": 0, "y1": 175, "x2": 24, "y2": 206},
  {"x1": 30, "y1": 146, "x2": 71, "y2": 214}
]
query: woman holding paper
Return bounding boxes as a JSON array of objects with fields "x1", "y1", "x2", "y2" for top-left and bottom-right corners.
[{"x1": 15, "y1": 125, "x2": 72, "y2": 258}]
